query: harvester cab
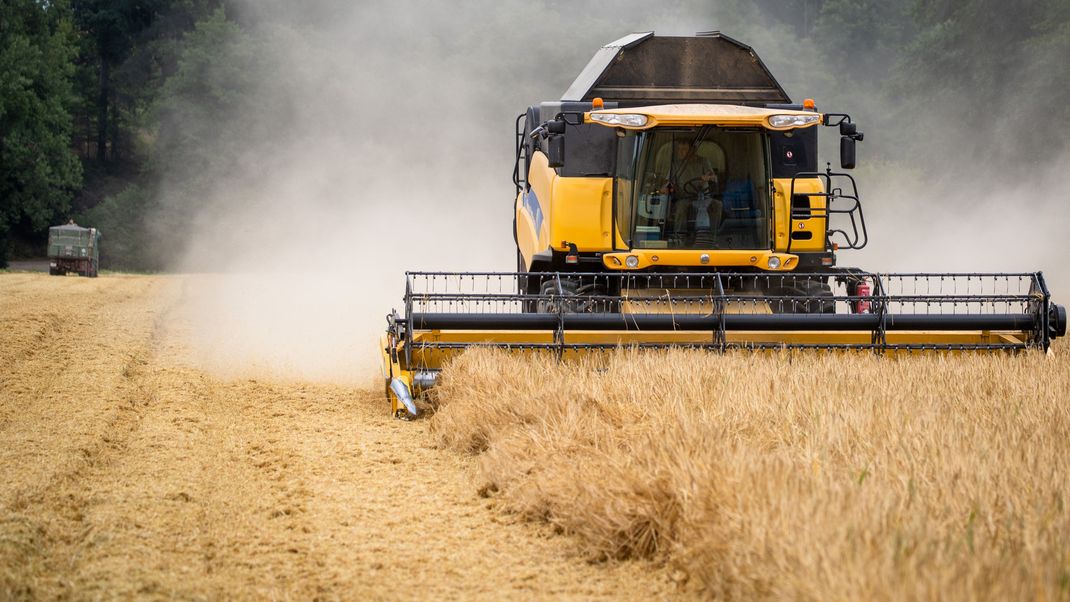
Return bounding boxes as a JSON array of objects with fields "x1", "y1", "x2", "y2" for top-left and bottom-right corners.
[
  {"x1": 381, "y1": 31, "x2": 1066, "y2": 419},
  {"x1": 514, "y1": 32, "x2": 865, "y2": 282}
]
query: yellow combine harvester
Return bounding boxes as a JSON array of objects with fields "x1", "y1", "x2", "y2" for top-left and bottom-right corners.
[{"x1": 381, "y1": 32, "x2": 1066, "y2": 418}]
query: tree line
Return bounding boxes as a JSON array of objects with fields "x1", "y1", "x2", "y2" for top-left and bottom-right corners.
[
  {"x1": 1, "y1": 0, "x2": 238, "y2": 268},
  {"x1": 1, "y1": 0, "x2": 1067, "y2": 269}
]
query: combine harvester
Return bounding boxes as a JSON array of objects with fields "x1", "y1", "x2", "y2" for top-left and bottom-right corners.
[{"x1": 382, "y1": 32, "x2": 1066, "y2": 418}]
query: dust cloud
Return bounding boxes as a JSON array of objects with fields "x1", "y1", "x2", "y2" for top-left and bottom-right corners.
[
  {"x1": 793, "y1": 13, "x2": 1070, "y2": 294},
  {"x1": 168, "y1": 0, "x2": 716, "y2": 382},
  {"x1": 854, "y1": 159, "x2": 1070, "y2": 293},
  {"x1": 166, "y1": 1, "x2": 1068, "y2": 385},
  {"x1": 837, "y1": 86, "x2": 1070, "y2": 293}
]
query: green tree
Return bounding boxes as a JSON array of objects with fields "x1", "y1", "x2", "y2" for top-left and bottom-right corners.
[
  {"x1": 106, "y1": 0, "x2": 219, "y2": 159},
  {"x1": 78, "y1": 184, "x2": 151, "y2": 269},
  {"x1": 67, "y1": 0, "x2": 221, "y2": 270},
  {"x1": 890, "y1": 0, "x2": 1069, "y2": 167},
  {"x1": 72, "y1": 0, "x2": 167, "y2": 163},
  {"x1": 815, "y1": 0, "x2": 912, "y2": 81},
  {"x1": 153, "y1": 7, "x2": 255, "y2": 179},
  {"x1": 91, "y1": 6, "x2": 256, "y2": 270},
  {"x1": 0, "y1": 0, "x2": 82, "y2": 267}
]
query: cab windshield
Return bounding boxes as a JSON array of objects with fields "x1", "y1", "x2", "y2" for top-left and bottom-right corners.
[{"x1": 616, "y1": 127, "x2": 770, "y2": 250}]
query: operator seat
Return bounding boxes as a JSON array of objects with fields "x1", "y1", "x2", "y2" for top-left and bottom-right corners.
[{"x1": 719, "y1": 176, "x2": 763, "y2": 247}]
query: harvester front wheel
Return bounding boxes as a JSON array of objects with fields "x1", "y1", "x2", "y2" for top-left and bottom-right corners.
[
  {"x1": 767, "y1": 279, "x2": 835, "y2": 314},
  {"x1": 536, "y1": 279, "x2": 617, "y2": 313}
]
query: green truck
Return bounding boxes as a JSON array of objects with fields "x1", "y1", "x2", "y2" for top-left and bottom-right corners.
[{"x1": 48, "y1": 221, "x2": 101, "y2": 277}]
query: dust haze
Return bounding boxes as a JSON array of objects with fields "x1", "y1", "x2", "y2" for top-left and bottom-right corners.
[
  {"x1": 165, "y1": 0, "x2": 1068, "y2": 384},
  {"x1": 169, "y1": 0, "x2": 714, "y2": 382}
]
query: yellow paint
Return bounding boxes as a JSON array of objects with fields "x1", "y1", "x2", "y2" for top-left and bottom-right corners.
[
  {"x1": 517, "y1": 151, "x2": 619, "y2": 263},
  {"x1": 514, "y1": 190, "x2": 540, "y2": 270},
  {"x1": 550, "y1": 176, "x2": 614, "y2": 251},
  {"x1": 602, "y1": 250, "x2": 798, "y2": 271},
  {"x1": 771, "y1": 178, "x2": 826, "y2": 253},
  {"x1": 383, "y1": 326, "x2": 1036, "y2": 411},
  {"x1": 585, "y1": 104, "x2": 824, "y2": 131},
  {"x1": 521, "y1": 111, "x2": 832, "y2": 267},
  {"x1": 380, "y1": 333, "x2": 411, "y2": 416},
  {"x1": 385, "y1": 329, "x2": 1035, "y2": 396}
]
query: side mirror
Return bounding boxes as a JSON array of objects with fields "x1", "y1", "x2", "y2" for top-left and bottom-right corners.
[
  {"x1": 547, "y1": 133, "x2": 565, "y2": 168},
  {"x1": 840, "y1": 136, "x2": 856, "y2": 170},
  {"x1": 823, "y1": 114, "x2": 863, "y2": 169}
]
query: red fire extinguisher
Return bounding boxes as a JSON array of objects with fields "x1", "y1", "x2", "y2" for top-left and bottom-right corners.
[{"x1": 852, "y1": 280, "x2": 872, "y2": 314}]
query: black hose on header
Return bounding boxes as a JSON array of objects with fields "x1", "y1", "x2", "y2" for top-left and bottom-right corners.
[{"x1": 410, "y1": 312, "x2": 1038, "y2": 333}]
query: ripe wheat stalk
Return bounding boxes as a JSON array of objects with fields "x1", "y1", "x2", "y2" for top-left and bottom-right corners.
[{"x1": 430, "y1": 346, "x2": 1070, "y2": 600}]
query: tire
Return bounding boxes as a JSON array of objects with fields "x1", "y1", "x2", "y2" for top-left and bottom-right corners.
[
  {"x1": 517, "y1": 252, "x2": 542, "y2": 314},
  {"x1": 49, "y1": 267, "x2": 60, "y2": 276},
  {"x1": 537, "y1": 279, "x2": 578, "y2": 313},
  {"x1": 537, "y1": 278, "x2": 617, "y2": 313},
  {"x1": 767, "y1": 279, "x2": 835, "y2": 314}
]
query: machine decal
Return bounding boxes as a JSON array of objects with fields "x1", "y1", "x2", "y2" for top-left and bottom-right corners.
[{"x1": 522, "y1": 188, "x2": 544, "y2": 232}]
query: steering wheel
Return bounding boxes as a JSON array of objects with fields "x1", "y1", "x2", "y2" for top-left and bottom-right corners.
[{"x1": 681, "y1": 176, "x2": 710, "y2": 196}]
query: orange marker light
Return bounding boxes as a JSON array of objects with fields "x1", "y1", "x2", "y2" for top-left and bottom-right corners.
[
  {"x1": 592, "y1": 97, "x2": 604, "y2": 109},
  {"x1": 802, "y1": 98, "x2": 816, "y2": 110}
]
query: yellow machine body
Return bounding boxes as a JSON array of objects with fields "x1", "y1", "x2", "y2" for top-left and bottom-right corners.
[
  {"x1": 516, "y1": 104, "x2": 830, "y2": 273},
  {"x1": 515, "y1": 152, "x2": 618, "y2": 261},
  {"x1": 382, "y1": 327, "x2": 1035, "y2": 416}
]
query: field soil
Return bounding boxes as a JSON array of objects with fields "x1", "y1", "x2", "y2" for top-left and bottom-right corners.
[{"x1": 0, "y1": 273, "x2": 673, "y2": 600}]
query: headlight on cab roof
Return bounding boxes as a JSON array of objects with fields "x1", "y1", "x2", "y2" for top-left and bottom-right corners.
[
  {"x1": 768, "y1": 114, "x2": 821, "y2": 128},
  {"x1": 590, "y1": 113, "x2": 649, "y2": 127}
]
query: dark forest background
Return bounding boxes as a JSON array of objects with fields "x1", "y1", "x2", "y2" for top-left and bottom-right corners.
[{"x1": 2, "y1": 0, "x2": 1068, "y2": 269}]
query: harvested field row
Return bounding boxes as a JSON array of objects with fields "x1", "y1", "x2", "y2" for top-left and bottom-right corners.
[
  {"x1": 431, "y1": 347, "x2": 1070, "y2": 600},
  {"x1": 0, "y1": 273, "x2": 672, "y2": 600}
]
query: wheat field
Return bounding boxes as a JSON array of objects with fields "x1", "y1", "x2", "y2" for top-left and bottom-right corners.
[
  {"x1": 0, "y1": 273, "x2": 672, "y2": 600},
  {"x1": 3, "y1": 271, "x2": 1067, "y2": 599},
  {"x1": 430, "y1": 346, "x2": 1070, "y2": 600}
]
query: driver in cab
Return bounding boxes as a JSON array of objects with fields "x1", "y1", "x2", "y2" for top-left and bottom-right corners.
[{"x1": 661, "y1": 140, "x2": 722, "y2": 244}]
